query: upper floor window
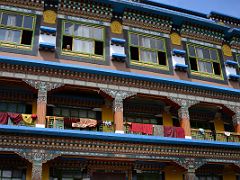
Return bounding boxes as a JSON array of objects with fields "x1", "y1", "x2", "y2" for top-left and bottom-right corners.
[
  {"x1": 62, "y1": 21, "x2": 105, "y2": 60},
  {"x1": 0, "y1": 11, "x2": 35, "y2": 49},
  {"x1": 237, "y1": 54, "x2": 240, "y2": 67},
  {"x1": 187, "y1": 44, "x2": 222, "y2": 79},
  {"x1": 129, "y1": 32, "x2": 168, "y2": 69}
]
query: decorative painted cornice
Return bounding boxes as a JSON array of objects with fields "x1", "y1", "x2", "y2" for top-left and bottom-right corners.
[{"x1": 0, "y1": 0, "x2": 44, "y2": 10}]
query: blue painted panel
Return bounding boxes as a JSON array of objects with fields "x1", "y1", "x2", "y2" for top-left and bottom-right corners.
[{"x1": 40, "y1": 26, "x2": 57, "y2": 34}]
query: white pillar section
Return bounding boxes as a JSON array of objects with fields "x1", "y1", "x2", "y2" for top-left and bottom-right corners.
[
  {"x1": 225, "y1": 66, "x2": 237, "y2": 76},
  {"x1": 39, "y1": 34, "x2": 56, "y2": 47},
  {"x1": 172, "y1": 55, "x2": 186, "y2": 67},
  {"x1": 110, "y1": 44, "x2": 125, "y2": 55}
]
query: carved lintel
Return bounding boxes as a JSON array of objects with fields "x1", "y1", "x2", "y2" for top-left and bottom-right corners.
[
  {"x1": 176, "y1": 158, "x2": 206, "y2": 171},
  {"x1": 101, "y1": 89, "x2": 136, "y2": 112},
  {"x1": 234, "y1": 162, "x2": 240, "y2": 169},
  {"x1": 16, "y1": 149, "x2": 60, "y2": 164}
]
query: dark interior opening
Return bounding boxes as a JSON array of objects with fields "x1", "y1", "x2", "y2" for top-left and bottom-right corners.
[
  {"x1": 62, "y1": 36, "x2": 73, "y2": 51},
  {"x1": 130, "y1": 46, "x2": 139, "y2": 61},
  {"x1": 95, "y1": 41, "x2": 104, "y2": 55},
  {"x1": 213, "y1": 62, "x2": 221, "y2": 75},
  {"x1": 189, "y1": 57, "x2": 198, "y2": 71},
  {"x1": 158, "y1": 51, "x2": 167, "y2": 65},
  {"x1": 21, "y1": 30, "x2": 33, "y2": 45}
]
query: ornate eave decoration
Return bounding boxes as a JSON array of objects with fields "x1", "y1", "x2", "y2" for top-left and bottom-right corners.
[
  {"x1": 0, "y1": 0, "x2": 44, "y2": 10},
  {"x1": 181, "y1": 23, "x2": 224, "y2": 45},
  {"x1": 1, "y1": 62, "x2": 240, "y2": 102},
  {"x1": 123, "y1": 10, "x2": 172, "y2": 34},
  {"x1": 58, "y1": 0, "x2": 112, "y2": 22}
]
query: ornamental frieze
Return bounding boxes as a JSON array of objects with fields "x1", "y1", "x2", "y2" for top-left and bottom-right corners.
[
  {"x1": 0, "y1": 63, "x2": 240, "y2": 103},
  {"x1": 0, "y1": 132, "x2": 240, "y2": 161}
]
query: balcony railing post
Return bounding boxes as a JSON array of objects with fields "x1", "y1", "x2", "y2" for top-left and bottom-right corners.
[
  {"x1": 169, "y1": 98, "x2": 199, "y2": 139},
  {"x1": 101, "y1": 88, "x2": 136, "y2": 134},
  {"x1": 23, "y1": 80, "x2": 63, "y2": 128}
]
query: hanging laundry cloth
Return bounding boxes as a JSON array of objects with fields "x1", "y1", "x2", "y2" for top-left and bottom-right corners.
[
  {"x1": 175, "y1": 127, "x2": 185, "y2": 138},
  {"x1": 0, "y1": 112, "x2": 8, "y2": 124},
  {"x1": 164, "y1": 126, "x2": 175, "y2": 137},
  {"x1": 72, "y1": 118, "x2": 97, "y2": 128},
  {"x1": 130, "y1": 123, "x2": 143, "y2": 134},
  {"x1": 142, "y1": 124, "x2": 153, "y2": 135},
  {"x1": 22, "y1": 114, "x2": 33, "y2": 124},
  {"x1": 153, "y1": 125, "x2": 164, "y2": 136},
  {"x1": 7, "y1": 112, "x2": 22, "y2": 124}
]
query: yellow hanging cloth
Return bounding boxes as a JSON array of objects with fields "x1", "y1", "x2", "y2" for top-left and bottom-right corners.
[{"x1": 22, "y1": 114, "x2": 33, "y2": 124}]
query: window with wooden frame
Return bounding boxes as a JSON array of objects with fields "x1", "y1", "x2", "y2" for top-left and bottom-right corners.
[
  {"x1": 61, "y1": 20, "x2": 105, "y2": 60},
  {"x1": 129, "y1": 32, "x2": 168, "y2": 69},
  {"x1": 0, "y1": 10, "x2": 35, "y2": 49},
  {"x1": 237, "y1": 54, "x2": 240, "y2": 68},
  {"x1": 187, "y1": 44, "x2": 223, "y2": 79}
]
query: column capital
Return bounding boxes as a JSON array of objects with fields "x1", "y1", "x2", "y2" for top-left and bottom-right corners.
[
  {"x1": 101, "y1": 88, "x2": 136, "y2": 112},
  {"x1": 23, "y1": 79, "x2": 63, "y2": 92},
  {"x1": 176, "y1": 158, "x2": 206, "y2": 172},
  {"x1": 169, "y1": 97, "x2": 199, "y2": 108},
  {"x1": 16, "y1": 149, "x2": 60, "y2": 164},
  {"x1": 225, "y1": 105, "x2": 240, "y2": 125}
]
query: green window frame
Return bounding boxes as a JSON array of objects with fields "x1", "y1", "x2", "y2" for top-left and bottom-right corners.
[
  {"x1": 61, "y1": 20, "x2": 105, "y2": 60},
  {"x1": 187, "y1": 44, "x2": 223, "y2": 79},
  {"x1": 237, "y1": 54, "x2": 240, "y2": 68},
  {"x1": 0, "y1": 10, "x2": 36, "y2": 50},
  {"x1": 129, "y1": 32, "x2": 169, "y2": 70}
]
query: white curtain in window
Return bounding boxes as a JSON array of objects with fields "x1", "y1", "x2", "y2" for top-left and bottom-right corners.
[
  {"x1": 0, "y1": 29, "x2": 21, "y2": 43},
  {"x1": 65, "y1": 23, "x2": 74, "y2": 35},
  {"x1": 196, "y1": 48, "x2": 204, "y2": 58},
  {"x1": 140, "y1": 36, "x2": 151, "y2": 48},
  {"x1": 140, "y1": 50, "x2": 157, "y2": 63},
  {"x1": 93, "y1": 28, "x2": 103, "y2": 40},
  {"x1": 73, "y1": 39, "x2": 94, "y2": 54},
  {"x1": 198, "y1": 61, "x2": 213, "y2": 73},
  {"x1": 75, "y1": 25, "x2": 90, "y2": 38},
  {"x1": 7, "y1": 15, "x2": 16, "y2": 26}
]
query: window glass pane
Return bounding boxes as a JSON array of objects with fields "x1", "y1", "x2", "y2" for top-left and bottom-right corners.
[
  {"x1": 188, "y1": 45, "x2": 196, "y2": 57},
  {"x1": 74, "y1": 24, "x2": 91, "y2": 38},
  {"x1": 156, "y1": 39, "x2": 164, "y2": 50},
  {"x1": 92, "y1": 27, "x2": 103, "y2": 40},
  {"x1": 23, "y1": 16, "x2": 33, "y2": 29},
  {"x1": 139, "y1": 36, "x2": 151, "y2": 48},
  {"x1": 62, "y1": 109, "x2": 70, "y2": 117},
  {"x1": 0, "y1": 102, "x2": 7, "y2": 111},
  {"x1": 0, "y1": 29, "x2": 21, "y2": 43},
  {"x1": 65, "y1": 22, "x2": 74, "y2": 35},
  {"x1": 210, "y1": 49, "x2": 218, "y2": 60},
  {"x1": 237, "y1": 55, "x2": 240, "y2": 64},
  {"x1": 79, "y1": 110, "x2": 87, "y2": 117},
  {"x1": 203, "y1": 48, "x2": 210, "y2": 59},
  {"x1": 198, "y1": 60, "x2": 213, "y2": 73},
  {"x1": 53, "y1": 108, "x2": 61, "y2": 116},
  {"x1": 73, "y1": 39, "x2": 94, "y2": 54},
  {"x1": 12, "y1": 170, "x2": 22, "y2": 178},
  {"x1": 2, "y1": 170, "x2": 12, "y2": 177},
  {"x1": 140, "y1": 50, "x2": 158, "y2": 63},
  {"x1": 130, "y1": 33, "x2": 138, "y2": 46},
  {"x1": 2, "y1": 13, "x2": 22, "y2": 27},
  {"x1": 70, "y1": 109, "x2": 78, "y2": 117},
  {"x1": 196, "y1": 48, "x2": 204, "y2": 58},
  {"x1": 88, "y1": 111, "x2": 96, "y2": 119},
  {"x1": 17, "y1": 104, "x2": 26, "y2": 113}
]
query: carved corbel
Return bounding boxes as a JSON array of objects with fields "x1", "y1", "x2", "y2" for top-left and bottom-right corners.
[
  {"x1": 101, "y1": 88, "x2": 136, "y2": 112},
  {"x1": 17, "y1": 149, "x2": 60, "y2": 180}
]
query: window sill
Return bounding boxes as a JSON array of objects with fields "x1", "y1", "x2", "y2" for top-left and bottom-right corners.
[
  {"x1": 62, "y1": 50, "x2": 104, "y2": 60},
  {"x1": 0, "y1": 42, "x2": 32, "y2": 50},
  {"x1": 191, "y1": 71, "x2": 223, "y2": 80},
  {"x1": 131, "y1": 61, "x2": 169, "y2": 70}
]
